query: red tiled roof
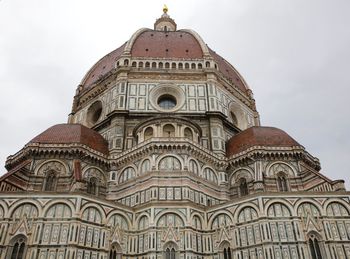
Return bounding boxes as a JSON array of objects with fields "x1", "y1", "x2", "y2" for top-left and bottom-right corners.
[
  {"x1": 131, "y1": 30, "x2": 203, "y2": 58},
  {"x1": 209, "y1": 48, "x2": 247, "y2": 93},
  {"x1": 82, "y1": 42, "x2": 126, "y2": 90},
  {"x1": 0, "y1": 160, "x2": 31, "y2": 183},
  {"x1": 29, "y1": 124, "x2": 109, "y2": 155},
  {"x1": 79, "y1": 29, "x2": 249, "y2": 95},
  {"x1": 226, "y1": 126, "x2": 301, "y2": 157}
]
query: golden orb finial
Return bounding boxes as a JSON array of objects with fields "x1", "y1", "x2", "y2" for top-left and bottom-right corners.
[{"x1": 163, "y1": 4, "x2": 168, "y2": 14}]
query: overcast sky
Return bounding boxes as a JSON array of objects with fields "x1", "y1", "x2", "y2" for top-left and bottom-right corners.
[{"x1": 0, "y1": 0, "x2": 349, "y2": 187}]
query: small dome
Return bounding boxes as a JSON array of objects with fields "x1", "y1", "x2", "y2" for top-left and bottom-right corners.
[
  {"x1": 226, "y1": 126, "x2": 301, "y2": 157},
  {"x1": 29, "y1": 124, "x2": 109, "y2": 155}
]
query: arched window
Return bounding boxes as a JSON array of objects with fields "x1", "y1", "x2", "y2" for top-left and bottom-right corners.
[
  {"x1": 44, "y1": 171, "x2": 57, "y2": 191},
  {"x1": 159, "y1": 62, "x2": 163, "y2": 69},
  {"x1": 139, "y1": 62, "x2": 144, "y2": 68},
  {"x1": 184, "y1": 127, "x2": 193, "y2": 140},
  {"x1": 191, "y1": 63, "x2": 196, "y2": 69},
  {"x1": 119, "y1": 167, "x2": 136, "y2": 183},
  {"x1": 205, "y1": 61, "x2": 210, "y2": 68},
  {"x1": 238, "y1": 207, "x2": 258, "y2": 223},
  {"x1": 144, "y1": 127, "x2": 154, "y2": 141},
  {"x1": 131, "y1": 61, "x2": 137, "y2": 67},
  {"x1": 165, "y1": 248, "x2": 175, "y2": 259},
  {"x1": 198, "y1": 63, "x2": 203, "y2": 69},
  {"x1": 267, "y1": 203, "x2": 291, "y2": 217},
  {"x1": 159, "y1": 156, "x2": 181, "y2": 171},
  {"x1": 192, "y1": 216, "x2": 202, "y2": 229},
  {"x1": 140, "y1": 159, "x2": 151, "y2": 174},
  {"x1": 185, "y1": 63, "x2": 190, "y2": 69},
  {"x1": 212, "y1": 214, "x2": 232, "y2": 229},
  {"x1": 145, "y1": 62, "x2": 150, "y2": 68},
  {"x1": 46, "y1": 203, "x2": 72, "y2": 218},
  {"x1": 223, "y1": 247, "x2": 232, "y2": 259},
  {"x1": 108, "y1": 214, "x2": 129, "y2": 230},
  {"x1": 165, "y1": 62, "x2": 170, "y2": 69},
  {"x1": 202, "y1": 168, "x2": 218, "y2": 184},
  {"x1": 109, "y1": 243, "x2": 122, "y2": 259},
  {"x1": 138, "y1": 215, "x2": 149, "y2": 230},
  {"x1": 239, "y1": 178, "x2": 249, "y2": 196},
  {"x1": 230, "y1": 111, "x2": 238, "y2": 126},
  {"x1": 87, "y1": 177, "x2": 98, "y2": 195},
  {"x1": 189, "y1": 160, "x2": 198, "y2": 175},
  {"x1": 308, "y1": 234, "x2": 323, "y2": 259},
  {"x1": 277, "y1": 173, "x2": 289, "y2": 192},
  {"x1": 326, "y1": 202, "x2": 350, "y2": 216},
  {"x1": 82, "y1": 207, "x2": 102, "y2": 224},
  {"x1": 171, "y1": 62, "x2": 176, "y2": 69},
  {"x1": 123, "y1": 59, "x2": 129, "y2": 66},
  {"x1": 178, "y1": 63, "x2": 183, "y2": 69},
  {"x1": 152, "y1": 62, "x2": 157, "y2": 68},
  {"x1": 9, "y1": 235, "x2": 27, "y2": 259},
  {"x1": 163, "y1": 124, "x2": 175, "y2": 137},
  {"x1": 157, "y1": 213, "x2": 184, "y2": 228}
]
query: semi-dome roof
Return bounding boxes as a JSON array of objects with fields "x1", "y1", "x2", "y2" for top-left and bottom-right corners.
[
  {"x1": 79, "y1": 13, "x2": 249, "y2": 94},
  {"x1": 29, "y1": 124, "x2": 109, "y2": 155},
  {"x1": 226, "y1": 126, "x2": 301, "y2": 157}
]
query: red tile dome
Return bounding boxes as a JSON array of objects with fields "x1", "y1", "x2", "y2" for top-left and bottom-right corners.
[
  {"x1": 29, "y1": 124, "x2": 109, "y2": 155},
  {"x1": 79, "y1": 28, "x2": 249, "y2": 94},
  {"x1": 226, "y1": 126, "x2": 301, "y2": 157}
]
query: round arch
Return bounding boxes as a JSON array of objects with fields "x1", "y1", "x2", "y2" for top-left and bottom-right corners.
[
  {"x1": 265, "y1": 161, "x2": 297, "y2": 177},
  {"x1": 229, "y1": 168, "x2": 254, "y2": 185},
  {"x1": 294, "y1": 199, "x2": 323, "y2": 216},
  {"x1": 323, "y1": 198, "x2": 350, "y2": 215},
  {"x1": 106, "y1": 211, "x2": 132, "y2": 230},
  {"x1": 156, "y1": 154, "x2": 183, "y2": 171},
  {"x1": 7, "y1": 200, "x2": 41, "y2": 218},
  {"x1": 208, "y1": 210, "x2": 234, "y2": 228},
  {"x1": 0, "y1": 199, "x2": 8, "y2": 218},
  {"x1": 201, "y1": 166, "x2": 219, "y2": 183},
  {"x1": 263, "y1": 199, "x2": 295, "y2": 217},
  {"x1": 135, "y1": 212, "x2": 151, "y2": 227},
  {"x1": 187, "y1": 158, "x2": 200, "y2": 175},
  {"x1": 82, "y1": 166, "x2": 106, "y2": 180},
  {"x1": 154, "y1": 210, "x2": 186, "y2": 227},
  {"x1": 227, "y1": 102, "x2": 247, "y2": 130},
  {"x1": 233, "y1": 203, "x2": 260, "y2": 223},
  {"x1": 42, "y1": 199, "x2": 76, "y2": 217},
  {"x1": 190, "y1": 212, "x2": 206, "y2": 229},
  {"x1": 118, "y1": 165, "x2": 137, "y2": 183},
  {"x1": 138, "y1": 158, "x2": 152, "y2": 175},
  {"x1": 79, "y1": 203, "x2": 106, "y2": 223},
  {"x1": 34, "y1": 159, "x2": 68, "y2": 176}
]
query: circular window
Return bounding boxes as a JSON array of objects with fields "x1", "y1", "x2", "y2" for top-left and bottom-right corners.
[
  {"x1": 158, "y1": 95, "x2": 177, "y2": 110},
  {"x1": 149, "y1": 84, "x2": 185, "y2": 112},
  {"x1": 86, "y1": 101, "x2": 102, "y2": 126}
]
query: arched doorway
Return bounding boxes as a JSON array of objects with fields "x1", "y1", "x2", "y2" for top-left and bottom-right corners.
[{"x1": 7, "y1": 235, "x2": 27, "y2": 259}]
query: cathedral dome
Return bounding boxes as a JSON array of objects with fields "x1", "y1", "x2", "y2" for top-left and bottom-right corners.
[
  {"x1": 79, "y1": 17, "x2": 249, "y2": 95},
  {"x1": 226, "y1": 126, "x2": 301, "y2": 157},
  {"x1": 29, "y1": 124, "x2": 109, "y2": 155}
]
